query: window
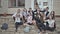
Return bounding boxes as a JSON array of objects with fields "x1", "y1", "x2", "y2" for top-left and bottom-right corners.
[
  {"x1": 0, "y1": 0, "x2": 1, "y2": 7},
  {"x1": 8, "y1": 0, "x2": 25, "y2": 8},
  {"x1": 43, "y1": 2, "x2": 48, "y2": 6}
]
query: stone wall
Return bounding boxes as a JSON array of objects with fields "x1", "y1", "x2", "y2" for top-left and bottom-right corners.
[{"x1": 53, "y1": 0, "x2": 60, "y2": 15}]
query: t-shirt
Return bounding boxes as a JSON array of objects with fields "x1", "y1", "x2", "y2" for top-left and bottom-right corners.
[
  {"x1": 15, "y1": 17, "x2": 21, "y2": 22},
  {"x1": 27, "y1": 16, "x2": 32, "y2": 23},
  {"x1": 12, "y1": 12, "x2": 23, "y2": 22},
  {"x1": 22, "y1": 11, "x2": 28, "y2": 19}
]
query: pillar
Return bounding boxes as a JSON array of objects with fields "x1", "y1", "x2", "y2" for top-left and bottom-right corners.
[
  {"x1": 25, "y1": 0, "x2": 34, "y2": 10},
  {"x1": 48, "y1": 0, "x2": 53, "y2": 12},
  {"x1": 1, "y1": 0, "x2": 8, "y2": 13}
]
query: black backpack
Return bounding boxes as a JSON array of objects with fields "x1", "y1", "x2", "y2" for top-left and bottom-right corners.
[{"x1": 1, "y1": 23, "x2": 8, "y2": 30}]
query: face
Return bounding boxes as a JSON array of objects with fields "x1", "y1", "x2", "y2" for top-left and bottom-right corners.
[
  {"x1": 45, "y1": 7, "x2": 49, "y2": 11},
  {"x1": 17, "y1": 9, "x2": 20, "y2": 13},
  {"x1": 29, "y1": 8, "x2": 32, "y2": 11},
  {"x1": 37, "y1": 8, "x2": 40, "y2": 13},
  {"x1": 37, "y1": 8, "x2": 40, "y2": 11}
]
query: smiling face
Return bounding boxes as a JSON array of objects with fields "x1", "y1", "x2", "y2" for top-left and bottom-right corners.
[
  {"x1": 37, "y1": 7, "x2": 41, "y2": 11},
  {"x1": 17, "y1": 9, "x2": 21, "y2": 13},
  {"x1": 45, "y1": 7, "x2": 49, "y2": 11},
  {"x1": 37, "y1": 8, "x2": 41, "y2": 13},
  {"x1": 29, "y1": 8, "x2": 32, "y2": 12}
]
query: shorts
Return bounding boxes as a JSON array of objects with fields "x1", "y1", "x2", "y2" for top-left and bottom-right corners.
[{"x1": 15, "y1": 22, "x2": 23, "y2": 26}]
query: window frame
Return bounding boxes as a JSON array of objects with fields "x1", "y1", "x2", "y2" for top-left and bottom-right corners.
[
  {"x1": 0, "y1": 0, "x2": 1, "y2": 8},
  {"x1": 43, "y1": 2, "x2": 48, "y2": 6},
  {"x1": 8, "y1": 0, "x2": 25, "y2": 8}
]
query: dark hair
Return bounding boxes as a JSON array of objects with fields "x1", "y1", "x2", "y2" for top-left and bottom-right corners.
[
  {"x1": 29, "y1": 8, "x2": 32, "y2": 9},
  {"x1": 23, "y1": 8, "x2": 27, "y2": 11},
  {"x1": 51, "y1": 11, "x2": 55, "y2": 19},
  {"x1": 46, "y1": 7, "x2": 49, "y2": 9}
]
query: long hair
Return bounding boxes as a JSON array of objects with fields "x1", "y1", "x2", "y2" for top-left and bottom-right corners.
[{"x1": 51, "y1": 11, "x2": 55, "y2": 19}]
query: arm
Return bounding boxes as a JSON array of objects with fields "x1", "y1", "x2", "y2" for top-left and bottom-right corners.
[
  {"x1": 13, "y1": 17, "x2": 15, "y2": 21},
  {"x1": 20, "y1": 14, "x2": 24, "y2": 24},
  {"x1": 12, "y1": 13, "x2": 16, "y2": 21}
]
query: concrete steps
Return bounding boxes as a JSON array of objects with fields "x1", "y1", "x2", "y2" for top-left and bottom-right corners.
[{"x1": 0, "y1": 16, "x2": 60, "y2": 34}]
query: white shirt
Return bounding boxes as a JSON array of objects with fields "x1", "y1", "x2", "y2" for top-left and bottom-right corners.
[
  {"x1": 15, "y1": 17, "x2": 21, "y2": 22},
  {"x1": 44, "y1": 11, "x2": 50, "y2": 17},
  {"x1": 12, "y1": 12, "x2": 23, "y2": 22},
  {"x1": 27, "y1": 16, "x2": 32, "y2": 23},
  {"x1": 45, "y1": 11, "x2": 47, "y2": 15},
  {"x1": 23, "y1": 11, "x2": 28, "y2": 19},
  {"x1": 46, "y1": 19, "x2": 55, "y2": 27}
]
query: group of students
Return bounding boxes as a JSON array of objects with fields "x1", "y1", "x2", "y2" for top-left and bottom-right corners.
[{"x1": 12, "y1": 7, "x2": 56, "y2": 34}]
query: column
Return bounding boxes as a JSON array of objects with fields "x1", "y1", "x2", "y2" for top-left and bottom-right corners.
[
  {"x1": 25, "y1": 0, "x2": 31, "y2": 10},
  {"x1": 1, "y1": 0, "x2": 8, "y2": 13},
  {"x1": 48, "y1": 0, "x2": 53, "y2": 11},
  {"x1": 52, "y1": 0, "x2": 53, "y2": 10},
  {"x1": 31, "y1": 0, "x2": 34, "y2": 10},
  {"x1": 25, "y1": 0, "x2": 34, "y2": 10},
  {"x1": 16, "y1": 0, "x2": 18, "y2": 7},
  {"x1": 37, "y1": 0, "x2": 43, "y2": 10}
]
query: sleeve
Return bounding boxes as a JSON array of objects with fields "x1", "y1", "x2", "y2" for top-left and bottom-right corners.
[
  {"x1": 12, "y1": 13, "x2": 16, "y2": 17},
  {"x1": 20, "y1": 12, "x2": 23, "y2": 18},
  {"x1": 12, "y1": 13, "x2": 17, "y2": 21}
]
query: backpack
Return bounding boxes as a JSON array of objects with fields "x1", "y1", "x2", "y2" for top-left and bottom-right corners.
[
  {"x1": 24, "y1": 25, "x2": 30, "y2": 33},
  {"x1": 1, "y1": 23, "x2": 8, "y2": 30}
]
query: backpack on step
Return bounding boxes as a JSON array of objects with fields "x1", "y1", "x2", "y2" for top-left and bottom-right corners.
[
  {"x1": 1, "y1": 23, "x2": 8, "y2": 30},
  {"x1": 24, "y1": 25, "x2": 30, "y2": 33}
]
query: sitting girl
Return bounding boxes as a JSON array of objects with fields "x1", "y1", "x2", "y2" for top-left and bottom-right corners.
[
  {"x1": 44, "y1": 15, "x2": 56, "y2": 31},
  {"x1": 27, "y1": 14, "x2": 33, "y2": 25}
]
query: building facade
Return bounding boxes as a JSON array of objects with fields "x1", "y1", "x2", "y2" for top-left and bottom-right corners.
[{"x1": 0, "y1": 0, "x2": 60, "y2": 15}]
